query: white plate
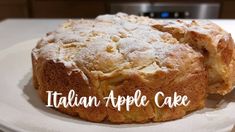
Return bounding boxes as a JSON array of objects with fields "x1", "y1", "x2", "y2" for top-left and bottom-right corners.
[{"x1": 0, "y1": 39, "x2": 235, "y2": 132}]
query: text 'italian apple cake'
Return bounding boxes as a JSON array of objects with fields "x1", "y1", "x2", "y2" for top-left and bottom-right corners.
[{"x1": 31, "y1": 13, "x2": 235, "y2": 123}]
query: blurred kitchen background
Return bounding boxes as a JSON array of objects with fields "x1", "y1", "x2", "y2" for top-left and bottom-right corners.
[{"x1": 1, "y1": 0, "x2": 235, "y2": 20}]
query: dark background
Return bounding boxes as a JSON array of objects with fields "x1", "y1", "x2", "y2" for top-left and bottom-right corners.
[{"x1": 1, "y1": 0, "x2": 235, "y2": 20}]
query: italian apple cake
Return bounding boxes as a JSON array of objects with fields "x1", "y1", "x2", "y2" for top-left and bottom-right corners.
[{"x1": 31, "y1": 13, "x2": 234, "y2": 123}]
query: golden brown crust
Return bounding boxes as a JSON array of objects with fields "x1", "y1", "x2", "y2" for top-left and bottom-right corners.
[{"x1": 32, "y1": 55, "x2": 206, "y2": 123}]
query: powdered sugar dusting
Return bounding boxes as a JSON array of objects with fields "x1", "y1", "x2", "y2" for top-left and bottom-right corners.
[{"x1": 32, "y1": 13, "x2": 198, "y2": 76}]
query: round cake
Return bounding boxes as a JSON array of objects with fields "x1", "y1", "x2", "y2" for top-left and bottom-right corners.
[{"x1": 31, "y1": 13, "x2": 234, "y2": 123}]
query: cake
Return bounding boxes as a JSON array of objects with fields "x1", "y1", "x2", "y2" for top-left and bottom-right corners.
[{"x1": 31, "y1": 13, "x2": 234, "y2": 123}]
